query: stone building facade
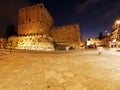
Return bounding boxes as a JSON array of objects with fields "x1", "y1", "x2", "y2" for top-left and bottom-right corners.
[
  {"x1": 111, "y1": 17, "x2": 120, "y2": 39},
  {"x1": 8, "y1": 3, "x2": 82, "y2": 51},
  {"x1": 50, "y1": 24, "x2": 82, "y2": 47},
  {"x1": 101, "y1": 17, "x2": 120, "y2": 48},
  {"x1": 0, "y1": 37, "x2": 7, "y2": 49},
  {"x1": 110, "y1": 17, "x2": 120, "y2": 48},
  {"x1": 18, "y1": 3, "x2": 54, "y2": 36}
]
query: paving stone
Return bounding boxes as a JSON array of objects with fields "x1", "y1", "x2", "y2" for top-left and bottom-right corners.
[{"x1": 0, "y1": 49, "x2": 120, "y2": 89}]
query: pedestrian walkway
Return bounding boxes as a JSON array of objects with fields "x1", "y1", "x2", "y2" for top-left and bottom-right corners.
[{"x1": 0, "y1": 49, "x2": 120, "y2": 90}]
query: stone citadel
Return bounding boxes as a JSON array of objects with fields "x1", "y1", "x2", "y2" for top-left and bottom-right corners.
[{"x1": 8, "y1": 3, "x2": 82, "y2": 51}]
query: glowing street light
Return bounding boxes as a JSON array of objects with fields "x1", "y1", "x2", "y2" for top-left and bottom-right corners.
[
  {"x1": 105, "y1": 30, "x2": 107, "y2": 33},
  {"x1": 107, "y1": 33, "x2": 110, "y2": 36},
  {"x1": 105, "y1": 30, "x2": 108, "y2": 36},
  {"x1": 115, "y1": 20, "x2": 120, "y2": 24}
]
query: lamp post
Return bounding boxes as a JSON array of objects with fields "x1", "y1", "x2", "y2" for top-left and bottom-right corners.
[
  {"x1": 107, "y1": 32, "x2": 110, "y2": 36},
  {"x1": 105, "y1": 30, "x2": 108, "y2": 36}
]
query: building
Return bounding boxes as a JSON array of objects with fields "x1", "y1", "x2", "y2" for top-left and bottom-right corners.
[
  {"x1": 0, "y1": 37, "x2": 7, "y2": 49},
  {"x1": 50, "y1": 23, "x2": 82, "y2": 47},
  {"x1": 8, "y1": 3, "x2": 82, "y2": 51},
  {"x1": 111, "y1": 17, "x2": 120, "y2": 39},
  {"x1": 86, "y1": 38, "x2": 102, "y2": 48},
  {"x1": 18, "y1": 3, "x2": 54, "y2": 36},
  {"x1": 110, "y1": 17, "x2": 120, "y2": 47}
]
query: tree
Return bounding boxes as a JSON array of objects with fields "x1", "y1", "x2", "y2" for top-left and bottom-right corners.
[
  {"x1": 6, "y1": 24, "x2": 17, "y2": 38},
  {"x1": 98, "y1": 32, "x2": 104, "y2": 40}
]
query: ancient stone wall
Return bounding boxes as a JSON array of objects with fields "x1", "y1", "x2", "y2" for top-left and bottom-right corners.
[
  {"x1": 16, "y1": 35, "x2": 54, "y2": 51},
  {"x1": 50, "y1": 23, "x2": 82, "y2": 46},
  {"x1": 8, "y1": 36, "x2": 18, "y2": 49},
  {"x1": 0, "y1": 38, "x2": 7, "y2": 49},
  {"x1": 18, "y1": 3, "x2": 54, "y2": 36},
  {"x1": 18, "y1": 22, "x2": 50, "y2": 35}
]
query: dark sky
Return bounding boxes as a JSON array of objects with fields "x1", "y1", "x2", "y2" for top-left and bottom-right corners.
[{"x1": 0, "y1": 0, "x2": 120, "y2": 40}]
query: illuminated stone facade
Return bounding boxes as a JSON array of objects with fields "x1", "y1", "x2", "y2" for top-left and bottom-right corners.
[
  {"x1": 8, "y1": 3, "x2": 82, "y2": 50},
  {"x1": 18, "y1": 3, "x2": 53, "y2": 36},
  {"x1": 50, "y1": 24, "x2": 82, "y2": 47},
  {"x1": 8, "y1": 36, "x2": 18, "y2": 49},
  {"x1": 109, "y1": 17, "x2": 120, "y2": 48},
  {"x1": 0, "y1": 37, "x2": 7, "y2": 49},
  {"x1": 111, "y1": 17, "x2": 120, "y2": 39},
  {"x1": 17, "y1": 35, "x2": 53, "y2": 50},
  {"x1": 14, "y1": 3, "x2": 54, "y2": 51},
  {"x1": 101, "y1": 17, "x2": 120, "y2": 47}
]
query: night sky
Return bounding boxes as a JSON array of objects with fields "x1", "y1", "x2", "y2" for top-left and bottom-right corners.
[{"x1": 0, "y1": 0, "x2": 120, "y2": 41}]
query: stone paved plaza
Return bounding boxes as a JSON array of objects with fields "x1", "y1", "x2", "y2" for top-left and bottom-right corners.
[{"x1": 0, "y1": 49, "x2": 120, "y2": 90}]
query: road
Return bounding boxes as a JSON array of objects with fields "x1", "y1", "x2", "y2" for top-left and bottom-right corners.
[{"x1": 0, "y1": 49, "x2": 120, "y2": 90}]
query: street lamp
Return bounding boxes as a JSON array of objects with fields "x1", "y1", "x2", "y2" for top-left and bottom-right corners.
[
  {"x1": 107, "y1": 33, "x2": 110, "y2": 36},
  {"x1": 105, "y1": 30, "x2": 108, "y2": 36},
  {"x1": 115, "y1": 20, "x2": 120, "y2": 24}
]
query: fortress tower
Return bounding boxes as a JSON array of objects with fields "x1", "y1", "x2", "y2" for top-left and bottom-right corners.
[
  {"x1": 15, "y1": 3, "x2": 55, "y2": 51},
  {"x1": 18, "y1": 3, "x2": 54, "y2": 36}
]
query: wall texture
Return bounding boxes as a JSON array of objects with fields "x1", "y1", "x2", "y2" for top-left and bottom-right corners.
[
  {"x1": 50, "y1": 23, "x2": 82, "y2": 46},
  {"x1": 18, "y1": 3, "x2": 54, "y2": 36}
]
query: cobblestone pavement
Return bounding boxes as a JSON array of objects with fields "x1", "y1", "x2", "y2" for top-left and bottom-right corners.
[{"x1": 0, "y1": 49, "x2": 120, "y2": 90}]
